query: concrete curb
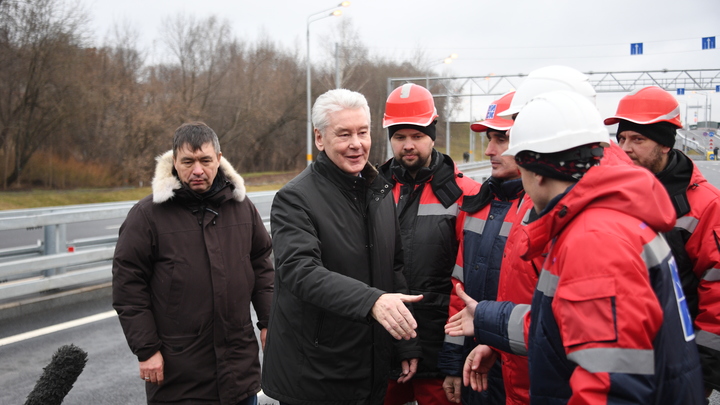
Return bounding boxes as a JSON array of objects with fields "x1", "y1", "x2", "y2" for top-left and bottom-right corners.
[{"x1": 0, "y1": 282, "x2": 112, "y2": 322}]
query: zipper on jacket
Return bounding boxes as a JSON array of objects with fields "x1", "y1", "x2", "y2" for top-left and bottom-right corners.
[
  {"x1": 192, "y1": 208, "x2": 202, "y2": 226},
  {"x1": 205, "y1": 207, "x2": 219, "y2": 225},
  {"x1": 313, "y1": 313, "x2": 325, "y2": 347}
]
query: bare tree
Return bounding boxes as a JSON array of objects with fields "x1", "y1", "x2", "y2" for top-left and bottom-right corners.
[
  {"x1": 318, "y1": 18, "x2": 369, "y2": 90},
  {"x1": 0, "y1": 4, "x2": 461, "y2": 189},
  {"x1": 210, "y1": 36, "x2": 306, "y2": 172},
  {"x1": 160, "y1": 14, "x2": 233, "y2": 119},
  {"x1": 0, "y1": 0, "x2": 89, "y2": 187}
]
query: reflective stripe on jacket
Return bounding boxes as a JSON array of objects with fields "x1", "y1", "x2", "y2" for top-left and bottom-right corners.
[
  {"x1": 438, "y1": 177, "x2": 524, "y2": 405},
  {"x1": 379, "y1": 151, "x2": 480, "y2": 379},
  {"x1": 657, "y1": 150, "x2": 720, "y2": 391},
  {"x1": 474, "y1": 163, "x2": 705, "y2": 404}
]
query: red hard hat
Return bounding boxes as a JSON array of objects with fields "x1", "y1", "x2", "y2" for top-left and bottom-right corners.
[
  {"x1": 471, "y1": 91, "x2": 515, "y2": 133},
  {"x1": 383, "y1": 83, "x2": 439, "y2": 128},
  {"x1": 604, "y1": 86, "x2": 682, "y2": 128}
]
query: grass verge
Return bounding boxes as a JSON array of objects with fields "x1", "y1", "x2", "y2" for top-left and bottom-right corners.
[{"x1": 0, "y1": 172, "x2": 296, "y2": 210}]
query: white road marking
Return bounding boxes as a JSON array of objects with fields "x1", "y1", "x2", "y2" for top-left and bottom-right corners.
[{"x1": 0, "y1": 310, "x2": 117, "y2": 347}]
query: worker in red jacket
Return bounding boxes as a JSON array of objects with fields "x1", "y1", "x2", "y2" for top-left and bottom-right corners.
[
  {"x1": 607, "y1": 86, "x2": 720, "y2": 397},
  {"x1": 447, "y1": 90, "x2": 705, "y2": 404}
]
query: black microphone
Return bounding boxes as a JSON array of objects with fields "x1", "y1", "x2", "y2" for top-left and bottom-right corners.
[{"x1": 24, "y1": 344, "x2": 88, "y2": 405}]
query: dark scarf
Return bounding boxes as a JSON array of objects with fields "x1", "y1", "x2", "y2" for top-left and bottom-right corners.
[
  {"x1": 655, "y1": 149, "x2": 694, "y2": 217},
  {"x1": 173, "y1": 169, "x2": 231, "y2": 207},
  {"x1": 389, "y1": 150, "x2": 463, "y2": 209},
  {"x1": 461, "y1": 177, "x2": 524, "y2": 214}
]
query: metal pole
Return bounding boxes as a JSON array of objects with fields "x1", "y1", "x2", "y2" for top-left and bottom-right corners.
[
  {"x1": 335, "y1": 43, "x2": 340, "y2": 89},
  {"x1": 468, "y1": 95, "x2": 474, "y2": 162},
  {"x1": 306, "y1": 4, "x2": 348, "y2": 167},
  {"x1": 685, "y1": 102, "x2": 688, "y2": 152},
  {"x1": 43, "y1": 224, "x2": 65, "y2": 277},
  {"x1": 706, "y1": 92, "x2": 710, "y2": 126},
  {"x1": 306, "y1": 21, "x2": 313, "y2": 167},
  {"x1": 386, "y1": 77, "x2": 393, "y2": 161},
  {"x1": 446, "y1": 118, "x2": 450, "y2": 156}
]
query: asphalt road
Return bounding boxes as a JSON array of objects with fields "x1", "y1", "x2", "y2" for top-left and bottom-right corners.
[{"x1": 1, "y1": 162, "x2": 719, "y2": 404}]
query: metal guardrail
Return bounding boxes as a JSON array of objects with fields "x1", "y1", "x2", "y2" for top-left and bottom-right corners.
[
  {"x1": 0, "y1": 192, "x2": 277, "y2": 302},
  {"x1": 0, "y1": 201, "x2": 135, "y2": 301},
  {"x1": 0, "y1": 164, "x2": 486, "y2": 302}
]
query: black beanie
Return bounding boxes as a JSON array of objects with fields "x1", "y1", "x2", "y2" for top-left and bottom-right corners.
[
  {"x1": 388, "y1": 121, "x2": 437, "y2": 141},
  {"x1": 616, "y1": 120, "x2": 677, "y2": 148},
  {"x1": 515, "y1": 144, "x2": 605, "y2": 182}
]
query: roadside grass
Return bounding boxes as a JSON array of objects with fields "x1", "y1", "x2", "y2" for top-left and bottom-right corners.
[{"x1": 0, "y1": 172, "x2": 295, "y2": 210}]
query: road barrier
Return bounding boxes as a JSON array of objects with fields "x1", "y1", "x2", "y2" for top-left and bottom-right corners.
[{"x1": 0, "y1": 162, "x2": 489, "y2": 302}]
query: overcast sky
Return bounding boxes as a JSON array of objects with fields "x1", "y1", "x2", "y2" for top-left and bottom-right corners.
[{"x1": 80, "y1": 0, "x2": 719, "y2": 122}]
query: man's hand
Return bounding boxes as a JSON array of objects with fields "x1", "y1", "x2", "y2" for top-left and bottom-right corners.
[
  {"x1": 260, "y1": 328, "x2": 267, "y2": 352},
  {"x1": 371, "y1": 293, "x2": 423, "y2": 340},
  {"x1": 397, "y1": 358, "x2": 418, "y2": 383},
  {"x1": 443, "y1": 375, "x2": 462, "y2": 403},
  {"x1": 444, "y1": 284, "x2": 478, "y2": 337},
  {"x1": 139, "y1": 351, "x2": 164, "y2": 385},
  {"x1": 463, "y1": 345, "x2": 497, "y2": 392}
]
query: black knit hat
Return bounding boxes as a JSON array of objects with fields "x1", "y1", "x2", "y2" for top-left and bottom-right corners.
[
  {"x1": 616, "y1": 120, "x2": 677, "y2": 148},
  {"x1": 515, "y1": 144, "x2": 605, "y2": 182},
  {"x1": 388, "y1": 120, "x2": 437, "y2": 141}
]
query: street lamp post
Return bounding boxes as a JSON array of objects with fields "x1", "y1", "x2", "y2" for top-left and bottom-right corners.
[
  {"x1": 306, "y1": 2, "x2": 350, "y2": 167},
  {"x1": 411, "y1": 54, "x2": 458, "y2": 161}
]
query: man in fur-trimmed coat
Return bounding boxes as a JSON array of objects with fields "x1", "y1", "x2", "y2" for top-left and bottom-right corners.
[{"x1": 112, "y1": 122, "x2": 273, "y2": 405}]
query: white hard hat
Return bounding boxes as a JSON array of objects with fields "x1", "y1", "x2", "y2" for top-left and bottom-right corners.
[
  {"x1": 503, "y1": 90, "x2": 610, "y2": 157},
  {"x1": 498, "y1": 65, "x2": 596, "y2": 118}
]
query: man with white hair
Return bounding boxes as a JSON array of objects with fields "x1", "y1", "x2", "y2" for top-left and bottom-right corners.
[{"x1": 262, "y1": 88, "x2": 422, "y2": 405}]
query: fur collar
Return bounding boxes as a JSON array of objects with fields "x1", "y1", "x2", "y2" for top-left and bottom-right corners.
[{"x1": 151, "y1": 150, "x2": 246, "y2": 204}]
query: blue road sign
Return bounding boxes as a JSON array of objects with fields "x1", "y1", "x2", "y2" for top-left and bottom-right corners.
[
  {"x1": 702, "y1": 37, "x2": 716, "y2": 50},
  {"x1": 677, "y1": 88, "x2": 685, "y2": 95},
  {"x1": 716, "y1": 85, "x2": 720, "y2": 93},
  {"x1": 631, "y1": 43, "x2": 643, "y2": 55}
]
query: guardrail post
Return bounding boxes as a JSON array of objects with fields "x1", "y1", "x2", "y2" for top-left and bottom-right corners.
[{"x1": 43, "y1": 224, "x2": 67, "y2": 276}]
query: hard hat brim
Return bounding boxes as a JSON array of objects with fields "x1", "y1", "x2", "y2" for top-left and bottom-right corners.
[
  {"x1": 604, "y1": 115, "x2": 682, "y2": 128},
  {"x1": 502, "y1": 133, "x2": 610, "y2": 157},
  {"x1": 470, "y1": 119, "x2": 513, "y2": 133},
  {"x1": 382, "y1": 114, "x2": 439, "y2": 128}
]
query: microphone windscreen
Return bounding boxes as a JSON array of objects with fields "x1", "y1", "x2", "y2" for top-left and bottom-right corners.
[{"x1": 24, "y1": 344, "x2": 88, "y2": 405}]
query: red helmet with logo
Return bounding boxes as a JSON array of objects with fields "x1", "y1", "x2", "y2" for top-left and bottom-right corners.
[
  {"x1": 383, "y1": 83, "x2": 439, "y2": 128},
  {"x1": 604, "y1": 86, "x2": 682, "y2": 128},
  {"x1": 471, "y1": 91, "x2": 515, "y2": 133}
]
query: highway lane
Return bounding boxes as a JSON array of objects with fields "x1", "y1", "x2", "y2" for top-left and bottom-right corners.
[
  {"x1": 0, "y1": 293, "x2": 146, "y2": 404},
  {"x1": 0, "y1": 291, "x2": 269, "y2": 405},
  {"x1": 1, "y1": 162, "x2": 719, "y2": 404}
]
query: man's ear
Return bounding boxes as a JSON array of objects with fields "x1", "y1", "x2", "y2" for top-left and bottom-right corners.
[{"x1": 314, "y1": 128, "x2": 324, "y2": 151}]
